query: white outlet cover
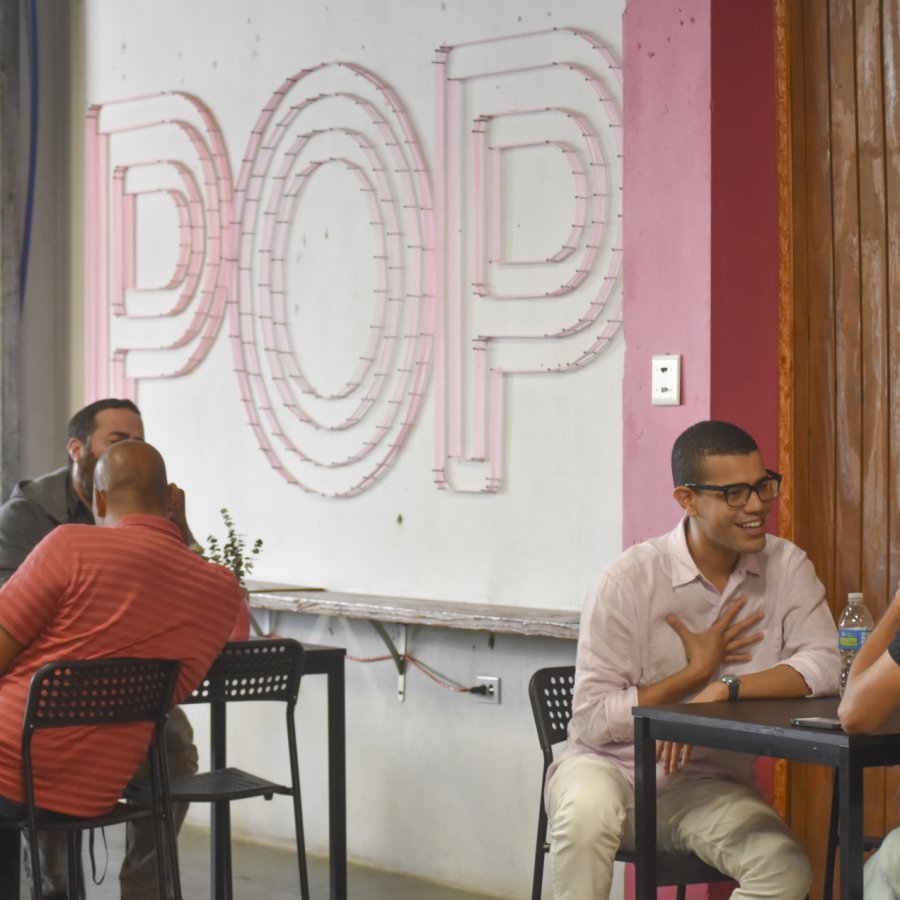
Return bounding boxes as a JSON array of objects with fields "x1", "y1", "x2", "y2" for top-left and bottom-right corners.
[{"x1": 651, "y1": 354, "x2": 681, "y2": 406}]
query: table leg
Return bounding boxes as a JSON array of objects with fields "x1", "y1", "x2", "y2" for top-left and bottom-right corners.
[
  {"x1": 633, "y1": 715, "x2": 657, "y2": 900},
  {"x1": 838, "y1": 754, "x2": 864, "y2": 900},
  {"x1": 212, "y1": 802, "x2": 233, "y2": 900},
  {"x1": 210, "y1": 701, "x2": 233, "y2": 900},
  {"x1": 327, "y1": 656, "x2": 347, "y2": 900}
]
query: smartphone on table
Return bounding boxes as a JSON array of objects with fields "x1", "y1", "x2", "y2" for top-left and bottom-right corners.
[{"x1": 790, "y1": 716, "x2": 843, "y2": 730}]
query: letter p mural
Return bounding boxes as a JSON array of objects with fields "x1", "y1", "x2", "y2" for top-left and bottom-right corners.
[{"x1": 433, "y1": 29, "x2": 623, "y2": 492}]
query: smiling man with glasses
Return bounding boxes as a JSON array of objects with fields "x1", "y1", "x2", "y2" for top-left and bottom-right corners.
[{"x1": 544, "y1": 420, "x2": 840, "y2": 900}]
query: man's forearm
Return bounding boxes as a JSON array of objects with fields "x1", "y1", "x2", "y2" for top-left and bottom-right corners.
[
  {"x1": 691, "y1": 663, "x2": 810, "y2": 703},
  {"x1": 838, "y1": 589, "x2": 900, "y2": 732},
  {"x1": 848, "y1": 589, "x2": 900, "y2": 677},
  {"x1": 636, "y1": 656, "x2": 810, "y2": 707},
  {"x1": 636, "y1": 665, "x2": 709, "y2": 707}
]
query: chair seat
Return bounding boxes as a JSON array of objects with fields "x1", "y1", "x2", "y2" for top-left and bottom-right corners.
[
  {"x1": 615, "y1": 849, "x2": 734, "y2": 886},
  {"x1": 169, "y1": 767, "x2": 291, "y2": 802},
  {"x1": 0, "y1": 800, "x2": 157, "y2": 833}
]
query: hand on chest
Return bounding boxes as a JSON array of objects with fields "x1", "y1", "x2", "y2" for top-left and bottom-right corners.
[{"x1": 643, "y1": 583, "x2": 776, "y2": 683}]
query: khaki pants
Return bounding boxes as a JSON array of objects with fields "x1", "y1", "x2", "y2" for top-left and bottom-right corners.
[
  {"x1": 29, "y1": 706, "x2": 198, "y2": 899},
  {"x1": 546, "y1": 754, "x2": 811, "y2": 900},
  {"x1": 865, "y1": 828, "x2": 900, "y2": 899}
]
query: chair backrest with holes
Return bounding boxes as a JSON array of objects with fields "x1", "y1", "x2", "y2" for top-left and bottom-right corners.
[
  {"x1": 180, "y1": 639, "x2": 304, "y2": 707},
  {"x1": 528, "y1": 665, "x2": 575, "y2": 767},
  {"x1": 21, "y1": 657, "x2": 180, "y2": 816},
  {"x1": 24, "y1": 658, "x2": 179, "y2": 735}
]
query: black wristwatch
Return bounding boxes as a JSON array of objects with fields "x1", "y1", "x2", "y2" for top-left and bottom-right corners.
[{"x1": 720, "y1": 674, "x2": 741, "y2": 702}]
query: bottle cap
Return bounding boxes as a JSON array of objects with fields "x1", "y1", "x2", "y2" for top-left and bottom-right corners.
[{"x1": 848, "y1": 592, "x2": 864, "y2": 602}]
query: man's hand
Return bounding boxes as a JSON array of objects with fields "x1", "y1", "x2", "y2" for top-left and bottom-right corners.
[
  {"x1": 635, "y1": 598, "x2": 764, "y2": 710},
  {"x1": 657, "y1": 739, "x2": 692, "y2": 775},
  {"x1": 0, "y1": 624, "x2": 24, "y2": 677},
  {"x1": 641, "y1": 598, "x2": 762, "y2": 767},
  {"x1": 667, "y1": 596, "x2": 763, "y2": 682},
  {"x1": 656, "y1": 676, "x2": 736, "y2": 773},
  {"x1": 655, "y1": 678, "x2": 732, "y2": 773},
  {"x1": 168, "y1": 483, "x2": 192, "y2": 546}
]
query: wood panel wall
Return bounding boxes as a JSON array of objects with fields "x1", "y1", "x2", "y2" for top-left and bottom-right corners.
[{"x1": 781, "y1": 0, "x2": 900, "y2": 896}]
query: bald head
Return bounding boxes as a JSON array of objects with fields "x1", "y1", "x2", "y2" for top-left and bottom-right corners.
[{"x1": 92, "y1": 441, "x2": 171, "y2": 526}]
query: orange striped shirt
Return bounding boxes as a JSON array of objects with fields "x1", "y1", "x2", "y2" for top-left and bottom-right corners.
[{"x1": 0, "y1": 514, "x2": 241, "y2": 815}]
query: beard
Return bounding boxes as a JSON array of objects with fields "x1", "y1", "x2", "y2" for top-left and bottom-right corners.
[{"x1": 74, "y1": 446, "x2": 98, "y2": 507}]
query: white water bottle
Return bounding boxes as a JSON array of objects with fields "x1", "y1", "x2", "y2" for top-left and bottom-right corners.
[{"x1": 838, "y1": 591, "x2": 874, "y2": 696}]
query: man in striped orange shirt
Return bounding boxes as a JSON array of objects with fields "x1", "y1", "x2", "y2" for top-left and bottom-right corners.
[
  {"x1": 0, "y1": 441, "x2": 243, "y2": 898},
  {"x1": 0, "y1": 398, "x2": 201, "y2": 899}
]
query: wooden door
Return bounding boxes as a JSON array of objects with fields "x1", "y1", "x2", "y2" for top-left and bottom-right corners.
[{"x1": 779, "y1": 0, "x2": 900, "y2": 896}]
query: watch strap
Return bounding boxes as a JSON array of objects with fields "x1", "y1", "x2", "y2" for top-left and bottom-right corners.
[{"x1": 721, "y1": 675, "x2": 740, "y2": 702}]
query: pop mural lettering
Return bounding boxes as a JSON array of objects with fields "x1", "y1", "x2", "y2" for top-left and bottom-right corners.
[{"x1": 85, "y1": 28, "x2": 622, "y2": 496}]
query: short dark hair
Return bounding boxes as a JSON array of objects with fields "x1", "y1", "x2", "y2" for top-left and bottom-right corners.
[
  {"x1": 671, "y1": 420, "x2": 758, "y2": 486},
  {"x1": 67, "y1": 398, "x2": 142, "y2": 448}
]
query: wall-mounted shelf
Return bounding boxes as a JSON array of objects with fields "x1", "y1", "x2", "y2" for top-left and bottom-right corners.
[{"x1": 246, "y1": 582, "x2": 579, "y2": 641}]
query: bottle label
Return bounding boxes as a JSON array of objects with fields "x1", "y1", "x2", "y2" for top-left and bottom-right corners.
[{"x1": 838, "y1": 627, "x2": 872, "y2": 651}]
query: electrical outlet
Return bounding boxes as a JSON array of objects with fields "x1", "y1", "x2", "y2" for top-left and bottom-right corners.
[
  {"x1": 476, "y1": 675, "x2": 501, "y2": 704},
  {"x1": 651, "y1": 354, "x2": 681, "y2": 406}
]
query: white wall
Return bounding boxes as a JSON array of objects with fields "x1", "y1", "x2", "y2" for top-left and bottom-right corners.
[
  {"x1": 70, "y1": 1, "x2": 626, "y2": 895},
  {"x1": 77, "y1": 0, "x2": 625, "y2": 611}
]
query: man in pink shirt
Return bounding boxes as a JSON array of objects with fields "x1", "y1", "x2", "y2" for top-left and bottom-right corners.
[
  {"x1": 546, "y1": 420, "x2": 840, "y2": 900},
  {"x1": 0, "y1": 441, "x2": 243, "y2": 895}
]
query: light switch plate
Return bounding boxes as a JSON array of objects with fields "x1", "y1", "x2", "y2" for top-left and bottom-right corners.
[{"x1": 651, "y1": 354, "x2": 681, "y2": 406}]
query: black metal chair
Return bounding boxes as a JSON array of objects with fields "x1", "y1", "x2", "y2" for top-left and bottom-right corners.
[
  {"x1": 529, "y1": 665, "x2": 735, "y2": 900},
  {"x1": 167, "y1": 638, "x2": 309, "y2": 900},
  {"x1": 0, "y1": 657, "x2": 182, "y2": 900},
  {"x1": 822, "y1": 767, "x2": 883, "y2": 898}
]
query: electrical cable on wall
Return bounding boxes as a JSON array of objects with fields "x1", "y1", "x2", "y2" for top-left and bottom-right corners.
[
  {"x1": 346, "y1": 652, "x2": 478, "y2": 693},
  {"x1": 257, "y1": 624, "x2": 487, "y2": 694}
]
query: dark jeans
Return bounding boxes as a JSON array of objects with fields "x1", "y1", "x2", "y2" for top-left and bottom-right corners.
[
  {"x1": 0, "y1": 793, "x2": 90, "y2": 897},
  {"x1": 0, "y1": 795, "x2": 24, "y2": 894}
]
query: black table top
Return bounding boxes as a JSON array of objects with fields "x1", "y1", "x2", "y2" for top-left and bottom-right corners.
[{"x1": 633, "y1": 696, "x2": 900, "y2": 765}]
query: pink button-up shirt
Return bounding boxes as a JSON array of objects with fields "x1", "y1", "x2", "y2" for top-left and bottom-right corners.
[{"x1": 552, "y1": 518, "x2": 840, "y2": 789}]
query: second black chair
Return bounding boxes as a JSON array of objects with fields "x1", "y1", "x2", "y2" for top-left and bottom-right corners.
[
  {"x1": 167, "y1": 638, "x2": 309, "y2": 900},
  {"x1": 528, "y1": 665, "x2": 735, "y2": 900}
]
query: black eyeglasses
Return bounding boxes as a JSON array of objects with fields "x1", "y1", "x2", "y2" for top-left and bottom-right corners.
[{"x1": 681, "y1": 469, "x2": 782, "y2": 508}]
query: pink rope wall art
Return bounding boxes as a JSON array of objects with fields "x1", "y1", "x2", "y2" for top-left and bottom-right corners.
[
  {"x1": 84, "y1": 26, "x2": 620, "y2": 497},
  {"x1": 85, "y1": 91, "x2": 234, "y2": 399},
  {"x1": 433, "y1": 28, "x2": 623, "y2": 492},
  {"x1": 228, "y1": 62, "x2": 435, "y2": 497}
]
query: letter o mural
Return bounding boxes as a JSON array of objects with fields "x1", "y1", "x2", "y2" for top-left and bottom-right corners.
[{"x1": 229, "y1": 63, "x2": 435, "y2": 497}]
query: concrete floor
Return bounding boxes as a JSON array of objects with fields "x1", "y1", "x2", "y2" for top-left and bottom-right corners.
[{"x1": 18, "y1": 822, "x2": 506, "y2": 899}]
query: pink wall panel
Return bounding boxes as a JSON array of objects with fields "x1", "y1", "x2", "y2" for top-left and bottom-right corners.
[
  {"x1": 622, "y1": 0, "x2": 714, "y2": 546},
  {"x1": 622, "y1": 0, "x2": 779, "y2": 547},
  {"x1": 709, "y1": 1, "x2": 779, "y2": 472}
]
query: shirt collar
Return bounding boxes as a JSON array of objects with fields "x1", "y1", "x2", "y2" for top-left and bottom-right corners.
[
  {"x1": 115, "y1": 514, "x2": 183, "y2": 540},
  {"x1": 666, "y1": 516, "x2": 763, "y2": 589}
]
